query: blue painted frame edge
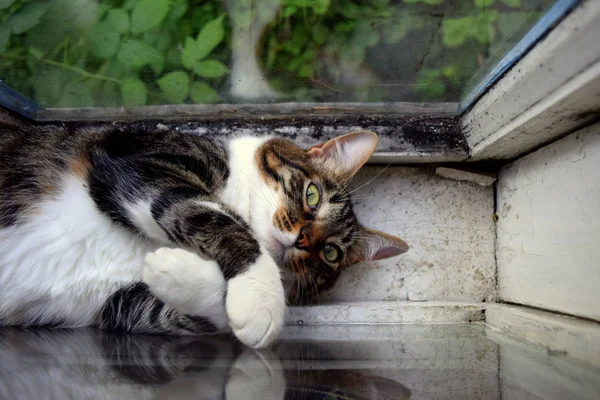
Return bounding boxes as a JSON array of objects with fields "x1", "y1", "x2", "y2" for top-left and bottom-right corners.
[
  {"x1": 0, "y1": 81, "x2": 40, "y2": 119},
  {"x1": 459, "y1": 0, "x2": 581, "y2": 113}
]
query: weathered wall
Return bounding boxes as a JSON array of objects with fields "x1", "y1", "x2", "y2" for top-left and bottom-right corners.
[
  {"x1": 497, "y1": 123, "x2": 600, "y2": 321},
  {"x1": 325, "y1": 165, "x2": 496, "y2": 303}
]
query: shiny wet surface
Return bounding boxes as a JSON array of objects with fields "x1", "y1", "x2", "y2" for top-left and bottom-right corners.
[{"x1": 0, "y1": 324, "x2": 598, "y2": 399}]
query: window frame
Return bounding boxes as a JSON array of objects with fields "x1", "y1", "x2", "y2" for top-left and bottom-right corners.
[{"x1": 0, "y1": 0, "x2": 596, "y2": 164}]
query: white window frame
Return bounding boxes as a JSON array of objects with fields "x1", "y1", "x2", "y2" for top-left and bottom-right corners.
[{"x1": 462, "y1": 0, "x2": 600, "y2": 161}]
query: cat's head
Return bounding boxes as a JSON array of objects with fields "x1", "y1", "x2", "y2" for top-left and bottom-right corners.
[{"x1": 255, "y1": 131, "x2": 408, "y2": 305}]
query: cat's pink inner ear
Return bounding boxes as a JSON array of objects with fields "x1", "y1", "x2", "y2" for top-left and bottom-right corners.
[
  {"x1": 352, "y1": 228, "x2": 409, "y2": 264},
  {"x1": 307, "y1": 131, "x2": 379, "y2": 177},
  {"x1": 371, "y1": 244, "x2": 408, "y2": 260}
]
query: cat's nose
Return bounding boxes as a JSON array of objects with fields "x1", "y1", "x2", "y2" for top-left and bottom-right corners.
[{"x1": 295, "y1": 230, "x2": 311, "y2": 251}]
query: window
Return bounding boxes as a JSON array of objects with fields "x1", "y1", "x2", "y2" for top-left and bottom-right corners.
[{"x1": 0, "y1": 0, "x2": 577, "y2": 116}]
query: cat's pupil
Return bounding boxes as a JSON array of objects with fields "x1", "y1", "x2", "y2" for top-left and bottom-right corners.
[
  {"x1": 323, "y1": 244, "x2": 339, "y2": 262},
  {"x1": 306, "y1": 183, "x2": 320, "y2": 207}
]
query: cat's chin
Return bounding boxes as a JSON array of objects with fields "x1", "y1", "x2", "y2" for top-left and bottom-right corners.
[
  {"x1": 264, "y1": 228, "x2": 295, "y2": 267},
  {"x1": 264, "y1": 240, "x2": 285, "y2": 267}
]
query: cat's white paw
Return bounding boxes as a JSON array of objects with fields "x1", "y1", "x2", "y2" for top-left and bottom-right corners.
[
  {"x1": 143, "y1": 247, "x2": 228, "y2": 329},
  {"x1": 226, "y1": 348, "x2": 286, "y2": 400},
  {"x1": 226, "y1": 252, "x2": 285, "y2": 349}
]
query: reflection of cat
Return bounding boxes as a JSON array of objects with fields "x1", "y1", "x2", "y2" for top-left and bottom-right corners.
[{"x1": 0, "y1": 328, "x2": 411, "y2": 400}]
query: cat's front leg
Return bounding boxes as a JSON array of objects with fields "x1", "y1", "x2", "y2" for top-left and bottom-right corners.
[
  {"x1": 226, "y1": 251, "x2": 285, "y2": 349},
  {"x1": 143, "y1": 247, "x2": 229, "y2": 330},
  {"x1": 149, "y1": 199, "x2": 285, "y2": 349}
]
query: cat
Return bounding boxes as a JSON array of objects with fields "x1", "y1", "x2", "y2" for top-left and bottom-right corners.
[
  {"x1": 0, "y1": 327, "x2": 412, "y2": 399},
  {"x1": 0, "y1": 114, "x2": 408, "y2": 349}
]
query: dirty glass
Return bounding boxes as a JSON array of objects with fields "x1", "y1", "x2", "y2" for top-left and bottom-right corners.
[{"x1": 0, "y1": 0, "x2": 557, "y2": 108}]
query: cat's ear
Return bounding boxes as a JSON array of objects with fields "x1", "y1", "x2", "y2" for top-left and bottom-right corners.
[
  {"x1": 307, "y1": 131, "x2": 378, "y2": 178},
  {"x1": 345, "y1": 227, "x2": 409, "y2": 265}
]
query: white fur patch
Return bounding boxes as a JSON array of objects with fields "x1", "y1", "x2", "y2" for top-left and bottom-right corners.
[
  {"x1": 226, "y1": 251, "x2": 285, "y2": 349},
  {"x1": 0, "y1": 175, "x2": 158, "y2": 326},
  {"x1": 143, "y1": 247, "x2": 228, "y2": 329},
  {"x1": 126, "y1": 200, "x2": 170, "y2": 243},
  {"x1": 218, "y1": 137, "x2": 286, "y2": 263},
  {"x1": 196, "y1": 201, "x2": 223, "y2": 212}
]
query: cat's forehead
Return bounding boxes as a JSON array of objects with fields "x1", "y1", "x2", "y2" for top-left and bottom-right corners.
[{"x1": 316, "y1": 196, "x2": 358, "y2": 241}]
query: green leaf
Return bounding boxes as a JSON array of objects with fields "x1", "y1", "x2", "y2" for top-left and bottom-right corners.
[
  {"x1": 156, "y1": 33, "x2": 172, "y2": 52},
  {"x1": 192, "y1": 60, "x2": 228, "y2": 78},
  {"x1": 0, "y1": 0, "x2": 16, "y2": 10},
  {"x1": 195, "y1": 15, "x2": 225, "y2": 61},
  {"x1": 283, "y1": 6, "x2": 297, "y2": 18},
  {"x1": 57, "y1": 81, "x2": 94, "y2": 107},
  {"x1": 0, "y1": 27, "x2": 10, "y2": 53},
  {"x1": 24, "y1": 0, "x2": 98, "y2": 51},
  {"x1": 501, "y1": 0, "x2": 520, "y2": 7},
  {"x1": 190, "y1": 81, "x2": 220, "y2": 104},
  {"x1": 123, "y1": 0, "x2": 136, "y2": 10},
  {"x1": 442, "y1": 17, "x2": 471, "y2": 47},
  {"x1": 117, "y1": 39, "x2": 164, "y2": 69},
  {"x1": 28, "y1": 47, "x2": 44, "y2": 59},
  {"x1": 339, "y1": 1, "x2": 360, "y2": 18},
  {"x1": 30, "y1": 68, "x2": 69, "y2": 105},
  {"x1": 474, "y1": 0, "x2": 496, "y2": 7},
  {"x1": 422, "y1": 0, "x2": 443, "y2": 4},
  {"x1": 131, "y1": 0, "x2": 170, "y2": 34},
  {"x1": 313, "y1": 25, "x2": 328, "y2": 45},
  {"x1": 298, "y1": 64, "x2": 313, "y2": 78},
  {"x1": 87, "y1": 79, "x2": 119, "y2": 108},
  {"x1": 312, "y1": 0, "x2": 330, "y2": 14},
  {"x1": 416, "y1": 70, "x2": 445, "y2": 100},
  {"x1": 167, "y1": 0, "x2": 188, "y2": 23},
  {"x1": 166, "y1": 47, "x2": 182, "y2": 67},
  {"x1": 106, "y1": 9, "x2": 129, "y2": 33},
  {"x1": 181, "y1": 36, "x2": 197, "y2": 69},
  {"x1": 121, "y1": 78, "x2": 147, "y2": 106},
  {"x1": 157, "y1": 71, "x2": 190, "y2": 103},
  {"x1": 442, "y1": 65, "x2": 460, "y2": 84},
  {"x1": 8, "y1": 2, "x2": 51, "y2": 34},
  {"x1": 150, "y1": 57, "x2": 165, "y2": 75},
  {"x1": 472, "y1": 11, "x2": 499, "y2": 45},
  {"x1": 89, "y1": 21, "x2": 120, "y2": 59}
]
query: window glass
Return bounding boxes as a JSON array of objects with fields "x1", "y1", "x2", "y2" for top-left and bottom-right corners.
[{"x1": 0, "y1": 0, "x2": 558, "y2": 108}]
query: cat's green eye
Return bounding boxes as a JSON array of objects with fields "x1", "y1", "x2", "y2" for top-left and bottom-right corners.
[
  {"x1": 323, "y1": 244, "x2": 341, "y2": 262},
  {"x1": 306, "y1": 183, "x2": 320, "y2": 208}
]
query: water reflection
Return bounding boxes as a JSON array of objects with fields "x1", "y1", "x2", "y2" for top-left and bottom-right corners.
[{"x1": 0, "y1": 328, "x2": 410, "y2": 400}]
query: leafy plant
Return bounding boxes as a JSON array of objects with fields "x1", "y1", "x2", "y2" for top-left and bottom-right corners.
[
  {"x1": 0, "y1": 0, "x2": 227, "y2": 106},
  {"x1": 0, "y1": 0, "x2": 547, "y2": 106}
]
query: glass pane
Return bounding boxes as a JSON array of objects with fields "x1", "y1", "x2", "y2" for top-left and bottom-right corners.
[{"x1": 0, "y1": 0, "x2": 559, "y2": 108}]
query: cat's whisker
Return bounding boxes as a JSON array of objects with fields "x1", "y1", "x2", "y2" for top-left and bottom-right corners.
[
  {"x1": 348, "y1": 195, "x2": 376, "y2": 200},
  {"x1": 305, "y1": 264, "x2": 320, "y2": 305},
  {"x1": 347, "y1": 163, "x2": 392, "y2": 196},
  {"x1": 235, "y1": 168, "x2": 278, "y2": 213}
]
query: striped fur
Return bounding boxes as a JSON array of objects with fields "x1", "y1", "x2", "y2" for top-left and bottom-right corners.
[{"x1": 0, "y1": 119, "x2": 408, "y2": 348}]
